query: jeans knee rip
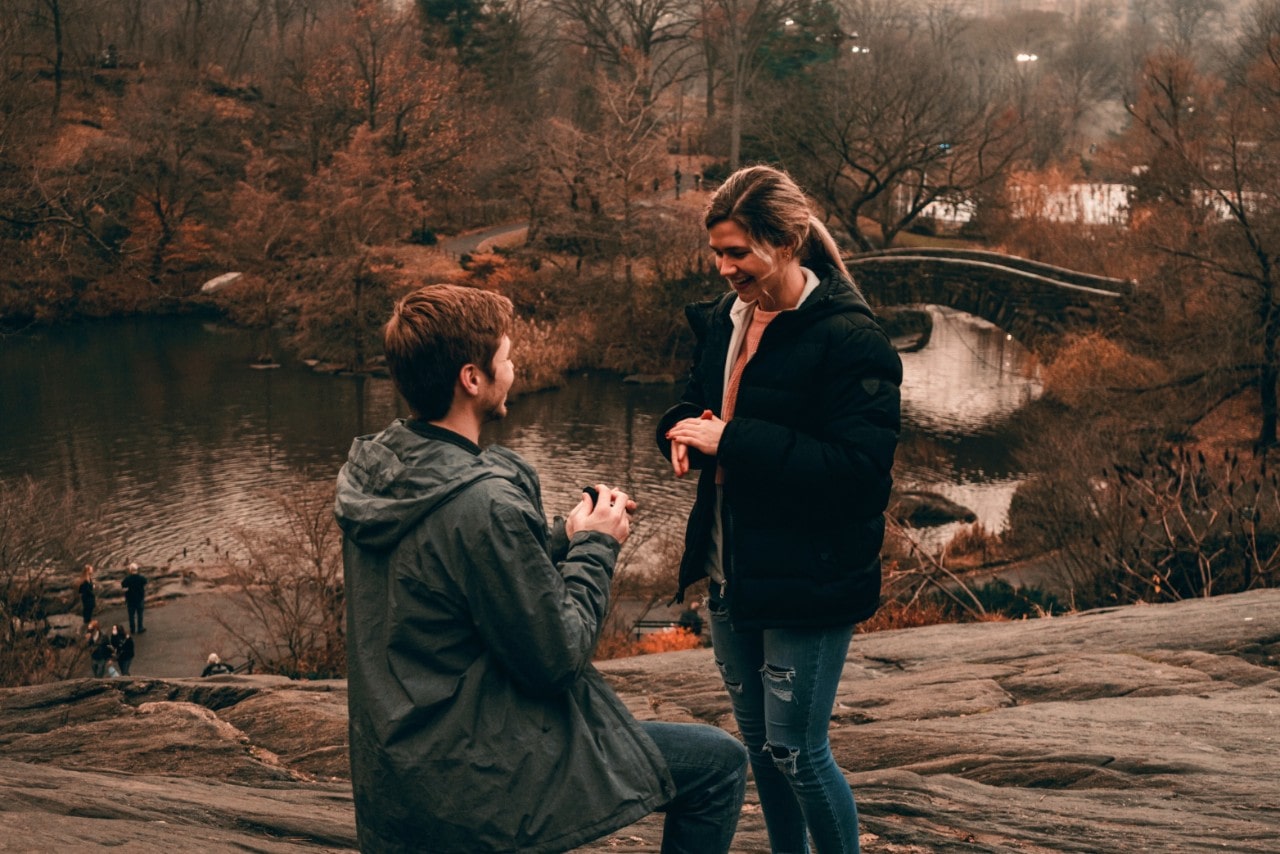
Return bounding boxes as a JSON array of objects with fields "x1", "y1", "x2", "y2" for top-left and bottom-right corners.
[
  {"x1": 716, "y1": 659, "x2": 744, "y2": 696},
  {"x1": 765, "y1": 741, "x2": 800, "y2": 778},
  {"x1": 761, "y1": 662, "x2": 795, "y2": 702}
]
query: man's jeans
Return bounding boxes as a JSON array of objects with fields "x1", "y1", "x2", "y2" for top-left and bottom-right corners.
[
  {"x1": 641, "y1": 720, "x2": 748, "y2": 854},
  {"x1": 127, "y1": 599, "x2": 145, "y2": 633},
  {"x1": 709, "y1": 589, "x2": 858, "y2": 854}
]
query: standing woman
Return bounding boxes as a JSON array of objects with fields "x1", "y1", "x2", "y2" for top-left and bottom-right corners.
[
  {"x1": 657, "y1": 165, "x2": 901, "y2": 853},
  {"x1": 78, "y1": 564, "x2": 97, "y2": 626}
]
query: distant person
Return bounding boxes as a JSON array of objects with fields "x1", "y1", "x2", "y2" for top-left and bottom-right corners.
[
  {"x1": 336, "y1": 284, "x2": 747, "y2": 853},
  {"x1": 113, "y1": 626, "x2": 135, "y2": 676},
  {"x1": 83, "y1": 619, "x2": 102, "y2": 649},
  {"x1": 78, "y1": 564, "x2": 96, "y2": 625},
  {"x1": 90, "y1": 634, "x2": 113, "y2": 678},
  {"x1": 658, "y1": 165, "x2": 902, "y2": 853},
  {"x1": 201, "y1": 653, "x2": 234, "y2": 677},
  {"x1": 674, "y1": 165, "x2": 683, "y2": 199},
  {"x1": 695, "y1": 171, "x2": 703, "y2": 191},
  {"x1": 121, "y1": 563, "x2": 147, "y2": 633},
  {"x1": 677, "y1": 600, "x2": 704, "y2": 636}
]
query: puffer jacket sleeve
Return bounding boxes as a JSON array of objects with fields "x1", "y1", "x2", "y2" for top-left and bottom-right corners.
[
  {"x1": 718, "y1": 319, "x2": 902, "y2": 519},
  {"x1": 656, "y1": 299, "x2": 723, "y2": 469},
  {"x1": 454, "y1": 480, "x2": 620, "y2": 698}
]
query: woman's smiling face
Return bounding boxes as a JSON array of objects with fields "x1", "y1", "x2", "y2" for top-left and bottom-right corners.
[{"x1": 708, "y1": 220, "x2": 784, "y2": 305}]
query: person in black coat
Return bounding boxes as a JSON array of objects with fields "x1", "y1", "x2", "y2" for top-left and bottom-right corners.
[
  {"x1": 78, "y1": 564, "x2": 96, "y2": 625},
  {"x1": 659, "y1": 165, "x2": 901, "y2": 854},
  {"x1": 121, "y1": 563, "x2": 147, "y2": 633},
  {"x1": 110, "y1": 625, "x2": 135, "y2": 676}
]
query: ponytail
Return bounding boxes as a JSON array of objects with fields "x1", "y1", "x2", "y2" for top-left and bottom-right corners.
[{"x1": 800, "y1": 215, "x2": 851, "y2": 280}]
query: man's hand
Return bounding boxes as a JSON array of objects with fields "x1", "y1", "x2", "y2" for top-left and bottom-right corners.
[{"x1": 566, "y1": 484, "x2": 636, "y2": 545}]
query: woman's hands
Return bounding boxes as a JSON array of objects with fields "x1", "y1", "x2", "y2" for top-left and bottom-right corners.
[
  {"x1": 665, "y1": 410, "x2": 725, "y2": 478},
  {"x1": 566, "y1": 485, "x2": 637, "y2": 544}
]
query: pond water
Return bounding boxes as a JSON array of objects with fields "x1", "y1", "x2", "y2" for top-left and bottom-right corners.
[{"x1": 0, "y1": 306, "x2": 1040, "y2": 568}]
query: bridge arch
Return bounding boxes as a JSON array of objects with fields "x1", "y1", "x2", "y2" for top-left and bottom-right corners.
[{"x1": 846, "y1": 248, "x2": 1135, "y2": 357}]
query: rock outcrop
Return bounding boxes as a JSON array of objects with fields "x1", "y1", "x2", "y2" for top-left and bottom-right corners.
[{"x1": 2, "y1": 589, "x2": 1278, "y2": 852}]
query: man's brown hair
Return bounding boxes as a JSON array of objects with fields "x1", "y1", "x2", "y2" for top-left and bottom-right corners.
[{"x1": 384, "y1": 284, "x2": 514, "y2": 420}]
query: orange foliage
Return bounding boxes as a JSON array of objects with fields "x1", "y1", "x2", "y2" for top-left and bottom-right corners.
[
  {"x1": 634, "y1": 627, "x2": 702, "y2": 654},
  {"x1": 594, "y1": 627, "x2": 702, "y2": 660},
  {"x1": 1042, "y1": 332, "x2": 1163, "y2": 408}
]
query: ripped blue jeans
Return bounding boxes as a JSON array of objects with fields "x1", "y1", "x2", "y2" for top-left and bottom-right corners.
[{"x1": 708, "y1": 585, "x2": 858, "y2": 854}]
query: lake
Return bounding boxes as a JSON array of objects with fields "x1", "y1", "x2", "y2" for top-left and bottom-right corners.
[{"x1": 0, "y1": 306, "x2": 1040, "y2": 569}]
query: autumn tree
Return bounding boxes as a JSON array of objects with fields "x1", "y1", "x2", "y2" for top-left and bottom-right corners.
[
  {"x1": 1118, "y1": 4, "x2": 1280, "y2": 447},
  {"x1": 110, "y1": 72, "x2": 234, "y2": 288},
  {"x1": 289, "y1": 126, "x2": 420, "y2": 368}
]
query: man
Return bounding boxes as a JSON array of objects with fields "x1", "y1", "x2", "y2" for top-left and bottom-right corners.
[
  {"x1": 335, "y1": 284, "x2": 746, "y2": 853},
  {"x1": 121, "y1": 562, "x2": 147, "y2": 633}
]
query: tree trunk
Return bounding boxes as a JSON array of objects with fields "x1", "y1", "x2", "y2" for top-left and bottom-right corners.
[
  {"x1": 729, "y1": 78, "x2": 743, "y2": 170},
  {"x1": 50, "y1": 0, "x2": 64, "y2": 117},
  {"x1": 1260, "y1": 281, "x2": 1280, "y2": 448}
]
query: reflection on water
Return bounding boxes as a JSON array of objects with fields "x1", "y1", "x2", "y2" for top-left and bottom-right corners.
[
  {"x1": 895, "y1": 306, "x2": 1044, "y2": 549},
  {"x1": 0, "y1": 308, "x2": 1040, "y2": 568},
  {"x1": 901, "y1": 306, "x2": 1042, "y2": 436}
]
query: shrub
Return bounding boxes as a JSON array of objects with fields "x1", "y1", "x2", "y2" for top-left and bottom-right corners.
[
  {"x1": 1042, "y1": 333, "x2": 1163, "y2": 410},
  {"x1": 409, "y1": 224, "x2": 437, "y2": 246},
  {"x1": 0, "y1": 476, "x2": 104, "y2": 687},
  {"x1": 941, "y1": 522, "x2": 1001, "y2": 567},
  {"x1": 700, "y1": 160, "x2": 733, "y2": 184},
  {"x1": 1083, "y1": 446, "x2": 1280, "y2": 604},
  {"x1": 633, "y1": 627, "x2": 702, "y2": 655},
  {"x1": 950, "y1": 579, "x2": 1061, "y2": 619},
  {"x1": 213, "y1": 480, "x2": 345, "y2": 679}
]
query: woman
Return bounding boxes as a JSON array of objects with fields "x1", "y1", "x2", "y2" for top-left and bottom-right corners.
[
  {"x1": 78, "y1": 564, "x2": 96, "y2": 625},
  {"x1": 111, "y1": 625, "x2": 135, "y2": 676},
  {"x1": 657, "y1": 165, "x2": 901, "y2": 853}
]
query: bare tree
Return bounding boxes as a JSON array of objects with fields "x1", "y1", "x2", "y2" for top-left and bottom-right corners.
[
  {"x1": 547, "y1": 0, "x2": 698, "y2": 103},
  {"x1": 215, "y1": 481, "x2": 345, "y2": 679},
  {"x1": 760, "y1": 6, "x2": 1025, "y2": 250},
  {"x1": 702, "y1": 0, "x2": 800, "y2": 168}
]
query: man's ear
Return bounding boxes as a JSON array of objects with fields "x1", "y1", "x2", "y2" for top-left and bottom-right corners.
[{"x1": 457, "y1": 363, "x2": 482, "y2": 398}]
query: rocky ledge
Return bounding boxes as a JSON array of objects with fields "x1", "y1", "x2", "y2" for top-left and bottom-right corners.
[{"x1": 2, "y1": 589, "x2": 1278, "y2": 852}]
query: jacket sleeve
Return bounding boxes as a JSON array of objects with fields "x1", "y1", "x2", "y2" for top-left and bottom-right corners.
[
  {"x1": 718, "y1": 321, "x2": 902, "y2": 518},
  {"x1": 656, "y1": 301, "x2": 721, "y2": 469},
  {"x1": 457, "y1": 482, "x2": 620, "y2": 698}
]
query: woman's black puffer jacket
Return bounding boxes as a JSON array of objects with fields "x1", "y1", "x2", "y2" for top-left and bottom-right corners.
[{"x1": 657, "y1": 265, "x2": 902, "y2": 629}]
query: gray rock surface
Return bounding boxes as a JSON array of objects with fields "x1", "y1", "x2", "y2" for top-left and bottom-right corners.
[{"x1": 2, "y1": 589, "x2": 1278, "y2": 852}]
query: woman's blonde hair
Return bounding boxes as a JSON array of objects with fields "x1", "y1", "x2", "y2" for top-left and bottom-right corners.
[{"x1": 703, "y1": 165, "x2": 853, "y2": 282}]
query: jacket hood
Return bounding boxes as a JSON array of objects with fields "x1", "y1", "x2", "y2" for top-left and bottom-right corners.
[{"x1": 334, "y1": 420, "x2": 508, "y2": 551}]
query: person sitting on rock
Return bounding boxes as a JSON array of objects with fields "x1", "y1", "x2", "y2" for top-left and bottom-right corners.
[
  {"x1": 90, "y1": 633, "x2": 114, "y2": 678},
  {"x1": 201, "y1": 653, "x2": 234, "y2": 677}
]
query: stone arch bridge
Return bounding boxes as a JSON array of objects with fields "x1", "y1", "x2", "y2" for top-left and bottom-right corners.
[{"x1": 847, "y1": 248, "x2": 1135, "y2": 357}]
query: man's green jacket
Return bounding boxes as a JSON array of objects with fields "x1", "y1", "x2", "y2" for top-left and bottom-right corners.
[{"x1": 335, "y1": 420, "x2": 674, "y2": 853}]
